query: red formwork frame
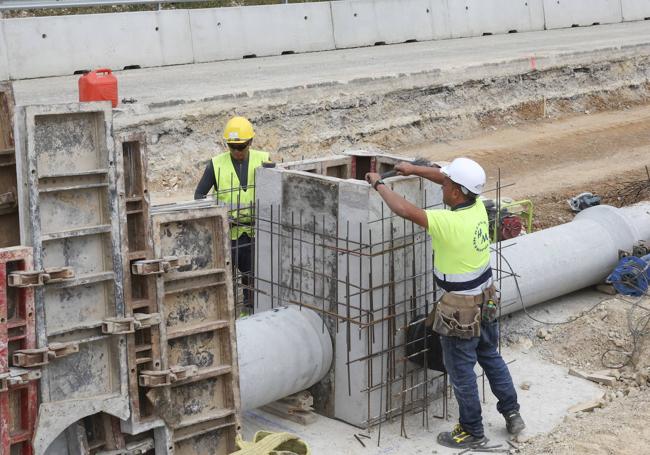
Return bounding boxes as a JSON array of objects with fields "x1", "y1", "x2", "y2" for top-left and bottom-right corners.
[{"x1": 0, "y1": 246, "x2": 38, "y2": 455}]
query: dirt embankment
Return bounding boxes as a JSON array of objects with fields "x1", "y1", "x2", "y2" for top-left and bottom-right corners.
[{"x1": 132, "y1": 55, "x2": 650, "y2": 195}]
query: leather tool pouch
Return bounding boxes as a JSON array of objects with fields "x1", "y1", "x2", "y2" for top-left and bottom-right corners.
[
  {"x1": 480, "y1": 284, "x2": 499, "y2": 323},
  {"x1": 432, "y1": 293, "x2": 482, "y2": 339}
]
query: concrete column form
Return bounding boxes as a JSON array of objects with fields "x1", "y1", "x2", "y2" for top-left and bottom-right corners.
[{"x1": 237, "y1": 306, "x2": 333, "y2": 411}]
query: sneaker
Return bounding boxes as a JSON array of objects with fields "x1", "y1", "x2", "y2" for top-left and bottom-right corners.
[
  {"x1": 437, "y1": 424, "x2": 488, "y2": 449},
  {"x1": 505, "y1": 410, "x2": 526, "y2": 435}
]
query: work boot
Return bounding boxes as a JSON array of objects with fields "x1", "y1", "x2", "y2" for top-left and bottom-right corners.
[
  {"x1": 504, "y1": 410, "x2": 526, "y2": 435},
  {"x1": 436, "y1": 424, "x2": 488, "y2": 449}
]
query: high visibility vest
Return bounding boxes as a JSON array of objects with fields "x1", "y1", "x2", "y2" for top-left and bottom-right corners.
[
  {"x1": 425, "y1": 200, "x2": 492, "y2": 294},
  {"x1": 212, "y1": 149, "x2": 269, "y2": 240}
]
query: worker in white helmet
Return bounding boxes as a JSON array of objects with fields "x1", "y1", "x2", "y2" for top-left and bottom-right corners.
[{"x1": 366, "y1": 158, "x2": 524, "y2": 450}]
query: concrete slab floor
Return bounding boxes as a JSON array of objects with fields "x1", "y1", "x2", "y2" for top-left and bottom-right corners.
[
  {"x1": 12, "y1": 21, "x2": 650, "y2": 109},
  {"x1": 241, "y1": 289, "x2": 606, "y2": 454}
]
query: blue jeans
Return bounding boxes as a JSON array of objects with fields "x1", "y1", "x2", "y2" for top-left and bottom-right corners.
[{"x1": 440, "y1": 320, "x2": 519, "y2": 438}]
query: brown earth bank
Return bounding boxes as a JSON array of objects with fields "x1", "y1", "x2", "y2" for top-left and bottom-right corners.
[{"x1": 405, "y1": 105, "x2": 650, "y2": 230}]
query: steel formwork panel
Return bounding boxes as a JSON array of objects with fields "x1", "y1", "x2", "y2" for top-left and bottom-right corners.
[
  {"x1": 14, "y1": 103, "x2": 129, "y2": 454},
  {"x1": 115, "y1": 132, "x2": 164, "y2": 433},
  {"x1": 0, "y1": 246, "x2": 38, "y2": 455},
  {"x1": 145, "y1": 202, "x2": 240, "y2": 455},
  {"x1": 0, "y1": 82, "x2": 20, "y2": 248}
]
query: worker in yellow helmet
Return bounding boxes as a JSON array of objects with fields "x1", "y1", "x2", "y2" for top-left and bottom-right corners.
[
  {"x1": 195, "y1": 116, "x2": 270, "y2": 315},
  {"x1": 366, "y1": 158, "x2": 524, "y2": 450}
]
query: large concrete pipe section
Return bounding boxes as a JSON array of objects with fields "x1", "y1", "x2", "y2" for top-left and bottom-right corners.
[
  {"x1": 237, "y1": 306, "x2": 333, "y2": 411},
  {"x1": 497, "y1": 203, "x2": 650, "y2": 315}
]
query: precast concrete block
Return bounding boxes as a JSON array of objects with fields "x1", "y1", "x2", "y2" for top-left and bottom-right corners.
[
  {"x1": 331, "y1": 0, "x2": 445, "y2": 49},
  {"x1": 621, "y1": 0, "x2": 650, "y2": 21},
  {"x1": 255, "y1": 152, "x2": 444, "y2": 427},
  {"x1": 3, "y1": 10, "x2": 193, "y2": 79},
  {"x1": 189, "y1": 2, "x2": 335, "y2": 63},
  {"x1": 442, "y1": 0, "x2": 545, "y2": 38},
  {"x1": 147, "y1": 201, "x2": 240, "y2": 454},
  {"x1": 0, "y1": 82, "x2": 20, "y2": 248},
  {"x1": 14, "y1": 102, "x2": 129, "y2": 454},
  {"x1": 543, "y1": 0, "x2": 623, "y2": 29}
]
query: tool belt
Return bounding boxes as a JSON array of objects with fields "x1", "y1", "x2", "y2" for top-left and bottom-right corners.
[{"x1": 426, "y1": 284, "x2": 498, "y2": 339}]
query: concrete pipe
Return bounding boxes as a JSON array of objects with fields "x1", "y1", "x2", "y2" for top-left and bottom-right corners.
[
  {"x1": 496, "y1": 203, "x2": 650, "y2": 315},
  {"x1": 237, "y1": 306, "x2": 333, "y2": 411}
]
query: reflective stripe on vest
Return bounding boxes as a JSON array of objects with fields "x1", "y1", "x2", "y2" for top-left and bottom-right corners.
[
  {"x1": 426, "y1": 200, "x2": 492, "y2": 294},
  {"x1": 212, "y1": 148, "x2": 269, "y2": 239}
]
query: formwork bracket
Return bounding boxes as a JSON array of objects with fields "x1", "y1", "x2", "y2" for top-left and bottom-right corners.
[
  {"x1": 0, "y1": 367, "x2": 42, "y2": 392},
  {"x1": 8, "y1": 266, "x2": 75, "y2": 287},
  {"x1": 102, "y1": 313, "x2": 162, "y2": 334},
  {"x1": 131, "y1": 256, "x2": 191, "y2": 275},
  {"x1": 13, "y1": 341, "x2": 80, "y2": 367},
  {"x1": 138, "y1": 365, "x2": 199, "y2": 388},
  {"x1": 133, "y1": 312, "x2": 162, "y2": 329},
  {"x1": 102, "y1": 317, "x2": 137, "y2": 334}
]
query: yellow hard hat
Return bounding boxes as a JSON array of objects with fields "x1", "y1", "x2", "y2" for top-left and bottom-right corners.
[{"x1": 223, "y1": 116, "x2": 255, "y2": 144}]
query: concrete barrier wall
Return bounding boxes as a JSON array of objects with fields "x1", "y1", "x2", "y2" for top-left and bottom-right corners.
[
  {"x1": 0, "y1": 0, "x2": 648, "y2": 80},
  {"x1": 543, "y1": 0, "x2": 623, "y2": 29},
  {"x1": 331, "y1": 0, "x2": 443, "y2": 48},
  {"x1": 190, "y1": 2, "x2": 335, "y2": 62},
  {"x1": 3, "y1": 10, "x2": 193, "y2": 79},
  {"x1": 621, "y1": 0, "x2": 650, "y2": 21},
  {"x1": 445, "y1": 0, "x2": 545, "y2": 38}
]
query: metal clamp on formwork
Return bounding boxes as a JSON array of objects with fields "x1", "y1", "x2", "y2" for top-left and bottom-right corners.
[
  {"x1": 12, "y1": 341, "x2": 79, "y2": 367},
  {"x1": 131, "y1": 256, "x2": 191, "y2": 275},
  {"x1": 102, "y1": 317, "x2": 137, "y2": 334},
  {"x1": 101, "y1": 313, "x2": 162, "y2": 334},
  {"x1": 138, "y1": 365, "x2": 199, "y2": 388},
  {"x1": 8, "y1": 266, "x2": 75, "y2": 287},
  {"x1": 0, "y1": 368, "x2": 42, "y2": 392},
  {"x1": 133, "y1": 312, "x2": 161, "y2": 329}
]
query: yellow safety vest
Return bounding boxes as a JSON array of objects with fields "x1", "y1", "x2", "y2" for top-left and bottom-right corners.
[
  {"x1": 212, "y1": 149, "x2": 269, "y2": 240},
  {"x1": 425, "y1": 200, "x2": 492, "y2": 294}
]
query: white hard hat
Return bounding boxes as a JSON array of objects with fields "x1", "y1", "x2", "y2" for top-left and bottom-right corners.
[{"x1": 440, "y1": 157, "x2": 486, "y2": 195}]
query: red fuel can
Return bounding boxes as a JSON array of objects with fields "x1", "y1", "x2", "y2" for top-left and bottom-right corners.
[{"x1": 79, "y1": 68, "x2": 118, "y2": 108}]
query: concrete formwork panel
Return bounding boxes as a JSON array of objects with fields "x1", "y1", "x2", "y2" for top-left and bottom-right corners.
[
  {"x1": 3, "y1": 10, "x2": 193, "y2": 79},
  {"x1": 543, "y1": 0, "x2": 623, "y2": 29},
  {"x1": 189, "y1": 2, "x2": 335, "y2": 62},
  {"x1": 0, "y1": 82, "x2": 20, "y2": 249},
  {"x1": 146, "y1": 202, "x2": 240, "y2": 454},
  {"x1": 444, "y1": 0, "x2": 545, "y2": 38},
  {"x1": 331, "y1": 0, "x2": 443, "y2": 49},
  {"x1": 13, "y1": 102, "x2": 129, "y2": 454},
  {"x1": 0, "y1": 246, "x2": 39, "y2": 455},
  {"x1": 621, "y1": 0, "x2": 650, "y2": 21},
  {"x1": 114, "y1": 132, "x2": 164, "y2": 434},
  {"x1": 255, "y1": 153, "x2": 444, "y2": 427}
]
